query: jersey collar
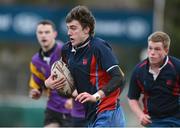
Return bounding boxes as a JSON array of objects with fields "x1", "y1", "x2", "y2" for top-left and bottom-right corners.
[
  {"x1": 71, "y1": 36, "x2": 91, "y2": 53},
  {"x1": 149, "y1": 56, "x2": 169, "y2": 80}
]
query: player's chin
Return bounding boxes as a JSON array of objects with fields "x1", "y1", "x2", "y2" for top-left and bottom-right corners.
[
  {"x1": 71, "y1": 41, "x2": 79, "y2": 47},
  {"x1": 149, "y1": 59, "x2": 158, "y2": 64},
  {"x1": 40, "y1": 42, "x2": 49, "y2": 48}
]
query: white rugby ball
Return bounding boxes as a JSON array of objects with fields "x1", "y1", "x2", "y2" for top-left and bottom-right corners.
[{"x1": 51, "y1": 59, "x2": 75, "y2": 97}]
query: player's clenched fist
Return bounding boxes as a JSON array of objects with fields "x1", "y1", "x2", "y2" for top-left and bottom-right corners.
[{"x1": 29, "y1": 89, "x2": 41, "y2": 100}]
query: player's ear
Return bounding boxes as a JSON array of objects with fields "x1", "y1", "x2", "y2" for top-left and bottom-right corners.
[
  {"x1": 54, "y1": 31, "x2": 58, "y2": 38},
  {"x1": 164, "y1": 47, "x2": 169, "y2": 55},
  {"x1": 83, "y1": 26, "x2": 90, "y2": 34}
]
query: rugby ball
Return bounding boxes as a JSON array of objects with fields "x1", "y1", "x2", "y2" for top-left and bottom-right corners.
[{"x1": 51, "y1": 59, "x2": 75, "y2": 97}]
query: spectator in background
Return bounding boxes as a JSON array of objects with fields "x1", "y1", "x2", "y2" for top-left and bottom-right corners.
[
  {"x1": 45, "y1": 5, "x2": 126, "y2": 127},
  {"x1": 29, "y1": 20, "x2": 86, "y2": 127},
  {"x1": 128, "y1": 31, "x2": 180, "y2": 127}
]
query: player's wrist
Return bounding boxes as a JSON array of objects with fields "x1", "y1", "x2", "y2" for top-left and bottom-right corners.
[{"x1": 92, "y1": 92, "x2": 101, "y2": 102}]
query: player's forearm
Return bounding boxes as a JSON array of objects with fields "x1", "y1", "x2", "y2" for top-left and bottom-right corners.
[
  {"x1": 128, "y1": 98, "x2": 144, "y2": 117},
  {"x1": 102, "y1": 66, "x2": 125, "y2": 96}
]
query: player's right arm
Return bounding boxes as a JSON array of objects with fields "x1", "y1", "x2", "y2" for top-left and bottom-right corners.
[
  {"x1": 127, "y1": 66, "x2": 152, "y2": 126},
  {"x1": 128, "y1": 98, "x2": 151, "y2": 126},
  {"x1": 29, "y1": 62, "x2": 44, "y2": 99}
]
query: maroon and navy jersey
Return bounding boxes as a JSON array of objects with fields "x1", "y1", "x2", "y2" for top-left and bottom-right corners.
[
  {"x1": 29, "y1": 41, "x2": 71, "y2": 114},
  {"x1": 62, "y1": 37, "x2": 122, "y2": 121},
  {"x1": 128, "y1": 56, "x2": 180, "y2": 118}
]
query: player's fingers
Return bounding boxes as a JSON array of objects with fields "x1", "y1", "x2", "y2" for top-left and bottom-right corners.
[
  {"x1": 55, "y1": 82, "x2": 66, "y2": 90},
  {"x1": 81, "y1": 96, "x2": 91, "y2": 103},
  {"x1": 80, "y1": 93, "x2": 92, "y2": 103},
  {"x1": 141, "y1": 117, "x2": 151, "y2": 126},
  {"x1": 144, "y1": 115, "x2": 152, "y2": 123},
  {"x1": 52, "y1": 77, "x2": 66, "y2": 87},
  {"x1": 47, "y1": 78, "x2": 64, "y2": 89},
  {"x1": 75, "y1": 94, "x2": 81, "y2": 101},
  {"x1": 57, "y1": 77, "x2": 66, "y2": 84},
  {"x1": 29, "y1": 92, "x2": 41, "y2": 99},
  {"x1": 75, "y1": 92, "x2": 87, "y2": 101},
  {"x1": 78, "y1": 94, "x2": 87, "y2": 103},
  {"x1": 141, "y1": 121, "x2": 148, "y2": 126}
]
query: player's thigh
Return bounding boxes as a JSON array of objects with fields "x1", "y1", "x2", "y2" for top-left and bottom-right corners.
[
  {"x1": 44, "y1": 108, "x2": 71, "y2": 127},
  {"x1": 71, "y1": 117, "x2": 88, "y2": 127},
  {"x1": 92, "y1": 106, "x2": 125, "y2": 127}
]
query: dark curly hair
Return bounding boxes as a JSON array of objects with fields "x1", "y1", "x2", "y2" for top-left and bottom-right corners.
[{"x1": 66, "y1": 5, "x2": 95, "y2": 36}]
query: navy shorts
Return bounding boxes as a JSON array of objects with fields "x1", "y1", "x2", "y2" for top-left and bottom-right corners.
[
  {"x1": 44, "y1": 108, "x2": 72, "y2": 127},
  {"x1": 147, "y1": 117, "x2": 180, "y2": 127}
]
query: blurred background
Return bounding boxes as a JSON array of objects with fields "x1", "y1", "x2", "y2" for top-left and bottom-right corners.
[{"x1": 0, "y1": 0, "x2": 179, "y2": 127}]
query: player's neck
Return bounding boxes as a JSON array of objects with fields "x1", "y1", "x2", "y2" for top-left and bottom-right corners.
[
  {"x1": 75, "y1": 36, "x2": 90, "y2": 49},
  {"x1": 43, "y1": 40, "x2": 56, "y2": 52},
  {"x1": 41, "y1": 43, "x2": 56, "y2": 57}
]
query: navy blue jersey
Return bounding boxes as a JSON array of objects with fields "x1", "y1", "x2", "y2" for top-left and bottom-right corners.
[
  {"x1": 62, "y1": 37, "x2": 122, "y2": 121},
  {"x1": 128, "y1": 56, "x2": 180, "y2": 119}
]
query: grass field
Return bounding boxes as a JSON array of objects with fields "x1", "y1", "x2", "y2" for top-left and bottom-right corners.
[{"x1": 0, "y1": 86, "x2": 142, "y2": 127}]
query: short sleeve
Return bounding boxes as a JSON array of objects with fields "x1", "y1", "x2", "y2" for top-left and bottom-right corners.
[
  {"x1": 94, "y1": 41, "x2": 119, "y2": 71},
  {"x1": 128, "y1": 68, "x2": 141, "y2": 100}
]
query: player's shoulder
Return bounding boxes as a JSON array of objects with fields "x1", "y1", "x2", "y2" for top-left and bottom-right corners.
[
  {"x1": 168, "y1": 56, "x2": 180, "y2": 72},
  {"x1": 31, "y1": 52, "x2": 39, "y2": 62},
  {"x1": 137, "y1": 59, "x2": 148, "y2": 68},
  {"x1": 91, "y1": 37, "x2": 112, "y2": 50},
  {"x1": 62, "y1": 41, "x2": 71, "y2": 51},
  {"x1": 55, "y1": 40, "x2": 63, "y2": 50},
  {"x1": 169, "y1": 56, "x2": 180, "y2": 64},
  {"x1": 132, "y1": 59, "x2": 148, "y2": 74}
]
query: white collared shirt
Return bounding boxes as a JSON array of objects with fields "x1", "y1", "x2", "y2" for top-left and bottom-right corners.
[{"x1": 149, "y1": 56, "x2": 169, "y2": 80}]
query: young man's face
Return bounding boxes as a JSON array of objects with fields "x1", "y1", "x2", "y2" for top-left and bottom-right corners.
[
  {"x1": 67, "y1": 20, "x2": 89, "y2": 47},
  {"x1": 36, "y1": 24, "x2": 57, "y2": 50},
  {"x1": 147, "y1": 41, "x2": 168, "y2": 67}
]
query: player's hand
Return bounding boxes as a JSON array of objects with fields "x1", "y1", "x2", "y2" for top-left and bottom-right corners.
[
  {"x1": 75, "y1": 92, "x2": 97, "y2": 103},
  {"x1": 29, "y1": 89, "x2": 41, "y2": 100},
  {"x1": 64, "y1": 98, "x2": 73, "y2": 110},
  {"x1": 138, "y1": 113, "x2": 152, "y2": 126},
  {"x1": 45, "y1": 74, "x2": 66, "y2": 90}
]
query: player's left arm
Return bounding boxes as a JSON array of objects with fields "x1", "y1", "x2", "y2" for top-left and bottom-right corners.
[
  {"x1": 101, "y1": 65, "x2": 125, "y2": 96},
  {"x1": 94, "y1": 41, "x2": 125, "y2": 98},
  {"x1": 76, "y1": 41, "x2": 125, "y2": 103},
  {"x1": 75, "y1": 67, "x2": 124, "y2": 103}
]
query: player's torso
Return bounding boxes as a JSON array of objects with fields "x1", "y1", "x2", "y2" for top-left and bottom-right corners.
[
  {"x1": 64, "y1": 38, "x2": 121, "y2": 118},
  {"x1": 137, "y1": 58, "x2": 177, "y2": 95},
  {"x1": 136, "y1": 57, "x2": 179, "y2": 118},
  {"x1": 32, "y1": 43, "x2": 72, "y2": 113},
  {"x1": 66, "y1": 38, "x2": 115, "y2": 94},
  {"x1": 68, "y1": 42, "x2": 97, "y2": 93},
  {"x1": 32, "y1": 43, "x2": 62, "y2": 79}
]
